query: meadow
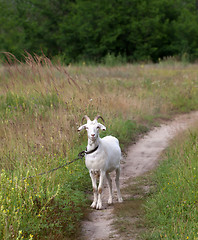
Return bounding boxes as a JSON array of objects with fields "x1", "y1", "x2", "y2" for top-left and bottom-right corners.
[{"x1": 0, "y1": 54, "x2": 198, "y2": 239}]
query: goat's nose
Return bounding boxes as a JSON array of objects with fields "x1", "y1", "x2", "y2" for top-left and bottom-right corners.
[{"x1": 91, "y1": 134, "x2": 95, "y2": 137}]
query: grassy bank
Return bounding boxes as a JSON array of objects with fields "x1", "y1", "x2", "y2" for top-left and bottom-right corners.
[
  {"x1": 0, "y1": 55, "x2": 198, "y2": 239},
  {"x1": 144, "y1": 127, "x2": 198, "y2": 240}
]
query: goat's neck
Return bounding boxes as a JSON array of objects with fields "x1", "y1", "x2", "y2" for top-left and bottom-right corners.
[{"x1": 87, "y1": 137, "x2": 100, "y2": 151}]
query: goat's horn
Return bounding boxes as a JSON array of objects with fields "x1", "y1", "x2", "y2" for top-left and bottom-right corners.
[
  {"x1": 81, "y1": 115, "x2": 90, "y2": 124},
  {"x1": 95, "y1": 115, "x2": 105, "y2": 123}
]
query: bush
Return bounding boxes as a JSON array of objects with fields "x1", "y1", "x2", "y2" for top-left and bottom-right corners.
[{"x1": 102, "y1": 53, "x2": 127, "y2": 66}]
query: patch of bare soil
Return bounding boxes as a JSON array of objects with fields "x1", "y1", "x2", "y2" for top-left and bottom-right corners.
[{"x1": 80, "y1": 111, "x2": 198, "y2": 240}]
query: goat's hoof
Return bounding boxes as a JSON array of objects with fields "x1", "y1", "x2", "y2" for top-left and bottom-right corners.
[
  {"x1": 90, "y1": 202, "x2": 97, "y2": 209},
  {"x1": 108, "y1": 198, "x2": 113, "y2": 205},
  {"x1": 118, "y1": 197, "x2": 123, "y2": 203},
  {"x1": 96, "y1": 202, "x2": 102, "y2": 210}
]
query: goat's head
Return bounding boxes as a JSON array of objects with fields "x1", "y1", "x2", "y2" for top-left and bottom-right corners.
[{"x1": 78, "y1": 115, "x2": 106, "y2": 141}]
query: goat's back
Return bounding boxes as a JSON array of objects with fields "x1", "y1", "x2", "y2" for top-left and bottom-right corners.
[{"x1": 101, "y1": 135, "x2": 120, "y2": 148}]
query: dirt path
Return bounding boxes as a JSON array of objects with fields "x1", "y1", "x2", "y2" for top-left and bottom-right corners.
[{"x1": 81, "y1": 111, "x2": 198, "y2": 240}]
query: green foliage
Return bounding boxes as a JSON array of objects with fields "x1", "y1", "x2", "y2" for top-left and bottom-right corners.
[
  {"x1": 1, "y1": 0, "x2": 198, "y2": 62},
  {"x1": 144, "y1": 130, "x2": 198, "y2": 239}
]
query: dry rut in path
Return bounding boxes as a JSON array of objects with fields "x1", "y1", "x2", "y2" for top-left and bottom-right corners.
[{"x1": 81, "y1": 111, "x2": 198, "y2": 240}]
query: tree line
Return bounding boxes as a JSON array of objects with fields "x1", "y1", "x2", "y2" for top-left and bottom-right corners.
[{"x1": 1, "y1": 0, "x2": 198, "y2": 63}]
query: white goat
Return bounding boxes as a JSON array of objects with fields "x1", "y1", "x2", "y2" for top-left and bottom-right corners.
[{"x1": 78, "y1": 115, "x2": 123, "y2": 210}]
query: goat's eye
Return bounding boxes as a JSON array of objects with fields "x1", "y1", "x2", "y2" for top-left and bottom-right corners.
[{"x1": 97, "y1": 126, "x2": 100, "y2": 129}]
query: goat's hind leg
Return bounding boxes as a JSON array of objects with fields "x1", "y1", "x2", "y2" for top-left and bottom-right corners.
[
  {"x1": 90, "y1": 170, "x2": 98, "y2": 208},
  {"x1": 106, "y1": 172, "x2": 113, "y2": 204},
  {"x1": 96, "y1": 170, "x2": 105, "y2": 210},
  {"x1": 115, "y1": 168, "x2": 123, "y2": 203}
]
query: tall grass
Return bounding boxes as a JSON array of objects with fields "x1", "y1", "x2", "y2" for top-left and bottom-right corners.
[
  {"x1": 144, "y1": 127, "x2": 198, "y2": 240},
  {"x1": 0, "y1": 53, "x2": 198, "y2": 239}
]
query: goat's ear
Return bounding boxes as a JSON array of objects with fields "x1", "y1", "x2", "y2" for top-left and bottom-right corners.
[
  {"x1": 98, "y1": 123, "x2": 106, "y2": 131},
  {"x1": 78, "y1": 124, "x2": 87, "y2": 132}
]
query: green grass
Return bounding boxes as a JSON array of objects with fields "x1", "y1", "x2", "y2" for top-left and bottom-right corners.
[
  {"x1": 0, "y1": 91, "x2": 61, "y2": 119},
  {"x1": 0, "y1": 152, "x2": 89, "y2": 239},
  {"x1": 144, "y1": 130, "x2": 198, "y2": 240}
]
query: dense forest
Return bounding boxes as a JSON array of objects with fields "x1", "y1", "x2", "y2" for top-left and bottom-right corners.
[{"x1": 0, "y1": 0, "x2": 198, "y2": 63}]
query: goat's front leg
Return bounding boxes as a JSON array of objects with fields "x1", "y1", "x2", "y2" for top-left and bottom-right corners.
[
  {"x1": 90, "y1": 170, "x2": 97, "y2": 209},
  {"x1": 96, "y1": 170, "x2": 105, "y2": 210}
]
